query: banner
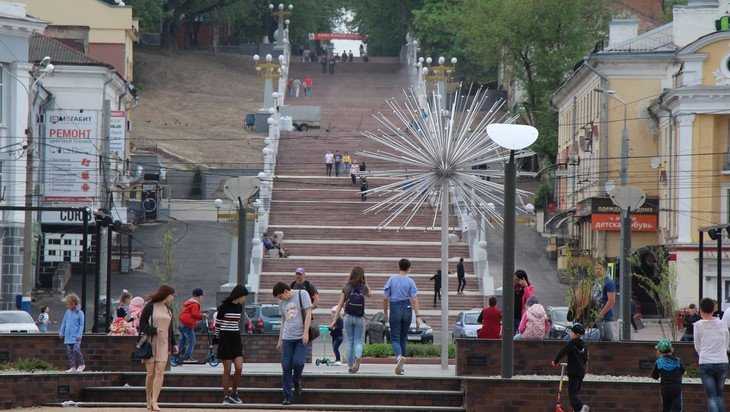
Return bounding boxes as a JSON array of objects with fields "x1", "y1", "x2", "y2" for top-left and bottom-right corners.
[
  {"x1": 109, "y1": 111, "x2": 126, "y2": 160},
  {"x1": 591, "y1": 213, "x2": 657, "y2": 232},
  {"x1": 310, "y1": 33, "x2": 367, "y2": 41},
  {"x1": 44, "y1": 110, "x2": 99, "y2": 202}
]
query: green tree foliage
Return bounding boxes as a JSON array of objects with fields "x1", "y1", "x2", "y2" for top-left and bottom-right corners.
[
  {"x1": 126, "y1": 0, "x2": 164, "y2": 32},
  {"x1": 345, "y1": 0, "x2": 424, "y2": 56}
]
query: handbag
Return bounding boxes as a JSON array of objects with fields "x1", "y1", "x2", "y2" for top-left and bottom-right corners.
[
  {"x1": 298, "y1": 290, "x2": 319, "y2": 341},
  {"x1": 132, "y1": 336, "x2": 153, "y2": 361}
]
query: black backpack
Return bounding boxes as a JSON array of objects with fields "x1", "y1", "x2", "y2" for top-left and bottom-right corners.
[{"x1": 344, "y1": 286, "x2": 365, "y2": 317}]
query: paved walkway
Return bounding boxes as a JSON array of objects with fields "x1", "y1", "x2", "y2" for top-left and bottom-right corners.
[{"x1": 169, "y1": 362, "x2": 455, "y2": 377}]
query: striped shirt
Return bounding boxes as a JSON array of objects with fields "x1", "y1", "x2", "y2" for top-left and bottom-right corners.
[{"x1": 216, "y1": 302, "x2": 242, "y2": 333}]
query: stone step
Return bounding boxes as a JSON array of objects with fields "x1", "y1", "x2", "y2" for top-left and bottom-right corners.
[
  {"x1": 274, "y1": 244, "x2": 469, "y2": 259},
  {"x1": 269, "y1": 213, "x2": 458, "y2": 227},
  {"x1": 268, "y1": 227, "x2": 444, "y2": 241},
  {"x1": 63, "y1": 402, "x2": 465, "y2": 411},
  {"x1": 257, "y1": 292, "x2": 484, "y2": 313},
  {"x1": 263, "y1": 258, "x2": 474, "y2": 274},
  {"x1": 259, "y1": 273, "x2": 475, "y2": 291}
]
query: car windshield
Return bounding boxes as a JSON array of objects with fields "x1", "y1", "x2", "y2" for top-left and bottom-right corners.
[
  {"x1": 551, "y1": 308, "x2": 569, "y2": 322},
  {"x1": 463, "y1": 313, "x2": 480, "y2": 325},
  {"x1": 0, "y1": 312, "x2": 33, "y2": 324},
  {"x1": 262, "y1": 306, "x2": 281, "y2": 318}
]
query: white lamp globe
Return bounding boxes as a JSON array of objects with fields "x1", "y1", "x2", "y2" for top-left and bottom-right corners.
[
  {"x1": 214, "y1": 198, "x2": 223, "y2": 209},
  {"x1": 278, "y1": 3, "x2": 284, "y2": 10},
  {"x1": 253, "y1": 54, "x2": 260, "y2": 62},
  {"x1": 525, "y1": 203, "x2": 535, "y2": 214},
  {"x1": 451, "y1": 57, "x2": 458, "y2": 65},
  {"x1": 266, "y1": 117, "x2": 275, "y2": 125},
  {"x1": 265, "y1": 54, "x2": 272, "y2": 62},
  {"x1": 288, "y1": 4, "x2": 293, "y2": 10},
  {"x1": 438, "y1": 56, "x2": 445, "y2": 65},
  {"x1": 269, "y1": 3, "x2": 274, "y2": 9},
  {"x1": 426, "y1": 57, "x2": 433, "y2": 65},
  {"x1": 486, "y1": 123, "x2": 539, "y2": 151}
]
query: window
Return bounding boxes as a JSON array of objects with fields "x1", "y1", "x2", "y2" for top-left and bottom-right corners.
[
  {"x1": 63, "y1": 239, "x2": 72, "y2": 245},
  {"x1": 48, "y1": 250, "x2": 56, "y2": 256},
  {"x1": 48, "y1": 239, "x2": 61, "y2": 245}
]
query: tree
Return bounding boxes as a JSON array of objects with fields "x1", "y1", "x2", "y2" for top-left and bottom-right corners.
[
  {"x1": 345, "y1": 0, "x2": 424, "y2": 56},
  {"x1": 153, "y1": 228, "x2": 176, "y2": 283}
]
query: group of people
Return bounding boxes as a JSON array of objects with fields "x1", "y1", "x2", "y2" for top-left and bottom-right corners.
[
  {"x1": 323, "y1": 150, "x2": 369, "y2": 200},
  {"x1": 287, "y1": 77, "x2": 313, "y2": 98},
  {"x1": 262, "y1": 231, "x2": 289, "y2": 258},
  {"x1": 428, "y1": 257, "x2": 468, "y2": 307}
]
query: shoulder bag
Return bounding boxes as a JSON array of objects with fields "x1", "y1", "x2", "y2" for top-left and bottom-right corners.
[
  {"x1": 298, "y1": 290, "x2": 319, "y2": 342},
  {"x1": 132, "y1": 305, "x2": 155, "y2": 361}
]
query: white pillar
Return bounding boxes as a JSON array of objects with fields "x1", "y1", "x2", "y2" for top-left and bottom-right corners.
[{"x1": 676, "y1": 114, "x2": 695, "y2": 243}]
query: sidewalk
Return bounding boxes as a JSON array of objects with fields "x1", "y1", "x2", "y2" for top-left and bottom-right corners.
[{"x1": 172, "y1": 362, "x2": 456, "y2": 377}]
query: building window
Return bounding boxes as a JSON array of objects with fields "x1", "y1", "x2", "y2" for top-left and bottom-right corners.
[{"x1": 0, "y1": 66, "x2": 4, "y2": 125}]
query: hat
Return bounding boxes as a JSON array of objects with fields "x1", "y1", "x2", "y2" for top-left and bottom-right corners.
[
  {"x1": 655, "y1": 338, "x2": 673, "y2": 354},
  {"x1": 295, "y1": 267, "x2": 305, "y2": 274},
  {"x1": 192, "y1": 288, "x2": 204, "y2": 297},
  {"x1": 570, "y1": 323, "x2": 585, "y2": 336},
  {"x1": 526, "y1": 296, "x2": 539, "y2": 306}
]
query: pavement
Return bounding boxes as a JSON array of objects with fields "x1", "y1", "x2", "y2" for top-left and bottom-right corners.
[{"x1": 16, "y1": 409, "x2": 312, "y2": 412}]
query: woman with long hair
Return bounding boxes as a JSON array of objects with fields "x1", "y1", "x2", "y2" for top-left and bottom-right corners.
[
  {"x1": 331, "y1": 266, "x2": 370, "y2": 373},
  {"x1": 216, "y1": 285, "x2": 249, "y2": 405},
  {"x1": 138, "y1": 285, "x2": 177, "y2": 411}
]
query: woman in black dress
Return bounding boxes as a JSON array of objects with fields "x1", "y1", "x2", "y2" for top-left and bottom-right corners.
[{"x1": 216, "y1": 285, "x2": 248, "y2": 405}]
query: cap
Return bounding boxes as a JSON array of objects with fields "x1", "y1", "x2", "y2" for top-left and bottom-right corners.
[
  {"x1": 295, "y1": 267, "x2": 305, "y2": 274},
  {"x1": 655, "y1": 338, "x2": 673, "y2": 353},
  {"x1": 570, "y1": 323, "x2": 585, "y2": 336},
  {"x1": 192, "y1": 288, "x2": 204, "y2": 297}
]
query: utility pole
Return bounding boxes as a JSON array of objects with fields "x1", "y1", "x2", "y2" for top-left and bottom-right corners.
[{"x1": 237, "y1": 197, "x2": 248, "y2": 287}]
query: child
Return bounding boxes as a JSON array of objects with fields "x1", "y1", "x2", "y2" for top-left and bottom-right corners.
[
  {"x1": 552, "y1": 323, "x2": 589, "y2": 412},
  {"x1": 360, "y1": 177, "x2": 368, "y2": 201},
  {"x1": 37, "y1": 306, "x2": 49, "y2": 333},
  {"x1": 477, "y1": 297, "x2": 502, "y2": 339},
  {"x1": 651, "y1": 338, "x2": 684, "y2": 412},
  {"x1": 179, "y1": 288, "x2": 204, "y2": 362},
  {"x1": 329, "y1": 306, "x2": 344, "y2": 365},
  {"x1": 59, "y1": 293, "x2": 85, "y2": 372}
]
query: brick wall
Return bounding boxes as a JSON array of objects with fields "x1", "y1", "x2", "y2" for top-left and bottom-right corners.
[
  {"x1": 0, "y1": 372, "x2": 120, "y2": 409},
  {"x1": 457, "y1": 339, "x2": 699, "y2": 376},
  {"x1": 464, "y1": 378, "x2": 729, "y2": 412}
]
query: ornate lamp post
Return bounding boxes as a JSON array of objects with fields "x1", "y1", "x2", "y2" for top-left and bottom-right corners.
[
  {"x1": 423, "y1": 56, "x2": 457, "y2": 109},
  {"x1": 269, "y1": 3, "x2": 293, "y2": 46},
  {"x1": 253, "y1": 54, "x2": 282, "y2": 110}
]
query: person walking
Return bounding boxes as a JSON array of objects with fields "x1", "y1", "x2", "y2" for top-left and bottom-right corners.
[
  {"x1": 324, "y1": 150, "x2": 334, "y2": 176},
  {"x1": 652, "y1": 338, "x2": 685, "y2": 412},
  {"x1": 681, "y1": 304, "x2": 701, "y2": 342},
  {"x1": 348, "y1": 50, "x2": 354, "y2": 62},
  {"x1": 334, "y1": 151, "x2": 343, "y2": 177},
  {"x1": 457, "y1": 258, "x2": 466, "y2": 296},
  {"x1": 59, "y1": 293, "x2": 85, "y2": 372},
  {"x1": 515, "y1": 296, "x2": 549, "y2": 340},
  {"x1": 343, "y1": 152, "x2": 352, "y2": 176},
  {"x1": 331, "y1": 266, "x2": 371, "y2": 373},
  {"x1": 217, "y1": 285, "x2": 249, "y2": 405},
  {"x1": 383, "y1": 258, "x2": 422, "y2": 375},
  {"x1": 292, "y1": 78, "x2": 302, "y2": 98},
  {"x1": 350, "y1": 163, "x2": 359, "y2": 185},
  {"x1": 429, "y1": 270, "x2": 442, "y2": 308},
  {"x1": 552, "y1": 324, "x2": 589, "y2": 412},
  {"x1": 138, "y1": 285, "x2": 177, "y2": 412},
  {"x1": 694, "y1": 298, "x2": 729, "y2": 412},
  {"x1": 360, "y1": 176, "x2": 368, "y2": 201},
  {"x1": 329, "y1": 306, "x2": 344, "y2": 366},
  {"x1": 359, "y1": 161, "x2": 367, "y2": 173},
  {"x1": 477, "y1": 297, "x2": 502, "y2": 339},
  {"x1": 291, "y1": 267, "x2": 320, "y2": 308},
  {"x1": 329, "y1": 54, "x2": 336, "y2": 74},
  {"x1": 594, "y1": 264, "x2": 618, "y2": 341},
  {"x1": 320, "y1": 54, "x2": 327, "y2": 74},
  {"x1": 178, "y1": 288, "x2": 204, "y2": 362},
  {"x1": 274, "y1": 282, "x2": 313, "y2": 405},
  {"x1": 303, "y1": 76, "x2": 313, "y2": 97},
  {"x1": 37, "y1": 305, "x2": 50, "y2": 333}
]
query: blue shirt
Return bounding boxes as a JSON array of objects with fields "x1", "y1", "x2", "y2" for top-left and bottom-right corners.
[
  {"x1": 384, "y1": 275, "x2": 418, "y2": 303},
  {"x1": 601, "y1": 277, "x2": 617, "y2": 321},
  {"x1": 59, "y1": 307, "x2": 85, "y2": 344}
]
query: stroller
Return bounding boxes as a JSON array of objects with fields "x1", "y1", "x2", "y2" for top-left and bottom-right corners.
[{"x1": 170, "y1": 315, "x2": 220, "y2": 367}]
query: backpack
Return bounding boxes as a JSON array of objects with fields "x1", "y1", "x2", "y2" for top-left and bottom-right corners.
[{"x1": 344, "y1": 286, "x2": 365, "y2": 317}]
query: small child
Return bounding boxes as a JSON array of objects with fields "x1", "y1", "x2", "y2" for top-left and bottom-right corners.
[
  {"x1": 59, "y1": 293, "x2": 85, "y2": 372},
  {"x1": 360, "y1": 177, "x2": 368, "y2": 201},
  {"x1": 329, "y1": 306, "x2": 344, "y2": 365},
  {"x1": 552, "y1": 323, "x2": 589, "y2": 412},
  {"x1": 37, "y1": 306, "x2": 49, "y2": 333},
  {"x1": 651, "y1": 338, "x2": 684, "y2": 412}
]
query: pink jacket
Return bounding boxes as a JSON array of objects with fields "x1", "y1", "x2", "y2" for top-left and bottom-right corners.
[{"x1": 518, "y1": 303, "x2": 549, "y2": 340}]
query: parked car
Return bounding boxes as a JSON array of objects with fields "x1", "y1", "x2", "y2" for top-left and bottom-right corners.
[
  {"x1": 245, "y1": 304, "x2": 282, "y2": 334},
  {"x1": 547, "y1": 306, "x2": 572, "y2": 340},
  {"x1": 365, "y1": 312, "x2": 387, "y2": 343},
  {"x1": 453, "y1": 310, "x2": 482, "y2": 340},
  {"x1": 0, "y1": 310, "x2": 39, "y2": 333}
]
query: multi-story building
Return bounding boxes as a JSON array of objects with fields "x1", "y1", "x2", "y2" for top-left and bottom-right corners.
[
  {"x1": 551, "y1": 0, "x2": 730, "y2": 308},
  {"x1": 16, "y1": 0, "x2": 138, "y2": 80}
]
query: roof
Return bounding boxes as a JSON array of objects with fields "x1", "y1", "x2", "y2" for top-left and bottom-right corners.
[
  {"x1": 601, "y1": 22, "x2": 677, "y2": 53},
  {"x1": 29, "y1": 33, "x2": 109, "y2": 67}
]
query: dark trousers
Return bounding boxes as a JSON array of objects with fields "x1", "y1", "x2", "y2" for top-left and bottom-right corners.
[
  {"x1": 389, "y1": 300, "x2": 412, "y2": 357},
  {"x1": 699, "y1": 363, "x2": 728, "y2": 412},
  {"x1": 65, "y1": 342, "x2": 84, "y2": 369},
  {"x1": 334, "y1": 162, "x2": 341, "y2": 176},
  {"x1": 351, "y1": 174, "x2": 356, "y2": 185},
  {"x1": 661, "y1": 385, "x2": 683, "y2": 412},
  {"x1": 457, "y1": 276, "x2": 466, "y2": 293},
  {"x1": 326, "y1": 163, "x2": 333, "y2": 176},
  {"x1": 281, "y1": 339, "x2": 307, "y2": 401},
  {"x1": 433, "y1": 289, "x2": 441, "y2": 306},
  {"x1": 332, "y1": 335, "x2": 343, "y2": 362},
  {"x1": 178, "y1": 325, "x2": 196, "y2": 360},
  {"x1": 568, "y1": 374, "x2": 584, "y2": 412}
]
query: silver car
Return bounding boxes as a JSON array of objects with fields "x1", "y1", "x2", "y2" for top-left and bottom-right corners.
[
  {"x1": 453, "y1": 310, "x2": 482, "y2": 340},
  {"x1": 0, "y1": 310, "x2": 39, "y2": 333}
]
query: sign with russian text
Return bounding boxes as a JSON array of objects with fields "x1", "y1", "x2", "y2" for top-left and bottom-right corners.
[
  {"x1": 109, "y1": 111, "x2": 126, "y2": 160},
  {"x1": 44, "y1": 110, "x2": 99, "y2": 202},
  {"x1": 310, "y1": 33, "x2": 367, "y2": 41},
  {"x1": 591, "y1": 213, "x2": 657, "y2": 232}
]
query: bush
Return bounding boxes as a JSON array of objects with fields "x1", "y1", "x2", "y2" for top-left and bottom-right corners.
[
  {"x1": 363, "y1": 343, "x2": 455, "y2": 358},
  {"x1": 0, "y1": 358, "x2": 56, "y2": 372}
]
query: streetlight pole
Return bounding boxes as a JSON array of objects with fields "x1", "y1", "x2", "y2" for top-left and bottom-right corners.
[
  {"x1": 269, "y1": 3, "x2": 293, "y2": 47},
  {"x1": 253, "y1": 54, "x2": 282, "y2": 111}
]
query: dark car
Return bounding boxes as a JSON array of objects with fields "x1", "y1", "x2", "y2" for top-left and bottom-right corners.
[
  {"x1": 547, "y1": 306, "x2": 572, "y2": 339},
  {"x1": 365, "y1": 311, "x2": 434, "y2": 344},
  {"x1": 245, "y1": 304, "x2": 282, "y2": 334}
]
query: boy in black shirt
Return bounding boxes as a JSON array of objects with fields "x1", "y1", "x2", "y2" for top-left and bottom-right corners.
[
  {"x1": 553, "y1": 323, "x2": 589, "y2": 412},
  {"x1": 651, "y1": 338, "x2": 684, "y2": 412}
]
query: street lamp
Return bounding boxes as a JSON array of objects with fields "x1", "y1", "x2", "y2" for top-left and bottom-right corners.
[
  {"x1": 270, "y1": 3, "x2": 293, "y2": 46},
  {"x1": 214, "y1": 198, "x2": 223, "y2": 222},
  {"x1": 487, "y1": 123, "x2": 539, "y2": 379},
  {"x1": 422, "y1": 56, "x2": 458, "y2": 107},
  {"x1": 253, "y1": 54, "x2": 282, "y2": 110}
]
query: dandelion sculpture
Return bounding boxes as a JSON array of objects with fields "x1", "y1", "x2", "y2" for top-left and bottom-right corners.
[{"x1": 360, "y1": 85, "x2": 536, "y2": 369}]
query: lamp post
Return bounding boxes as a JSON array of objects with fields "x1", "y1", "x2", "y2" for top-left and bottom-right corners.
[
  {"x1": 253, "y1": 54, "x2": 281, "y2": 110},
  {"x1": 487, "y1": 123, "x2": 539, "y2": 379},
  {"x1": 269, "y1": 3, "x2": 293, "y2": 46},
  {"x1": 423, "y1": 56, "x2": 457, "y2": 109},
  {"x1": 214, "y1": 198, "x2": 223, "y2": 223}
]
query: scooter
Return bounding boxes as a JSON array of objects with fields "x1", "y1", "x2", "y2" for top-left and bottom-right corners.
[{"x1": 171, "y1": 316, "x2": 219, "y2": 367}]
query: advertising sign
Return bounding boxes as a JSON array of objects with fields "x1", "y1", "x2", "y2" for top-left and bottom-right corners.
[
  {"x1": 310, "y1": 33, "x2": 367, "y2": 41},
  {"x1": 41, "y1": 209, "x2": 92, "y2": 225},
  {"x1": 591, "y1": 213, "x2": 658, "y2": 232},
  {"x1": 44, "y1": 110, "x2": 98, "y2": 202},
  {"x1": 109, "y1": 111, "x2": 126, "y2": 160}
]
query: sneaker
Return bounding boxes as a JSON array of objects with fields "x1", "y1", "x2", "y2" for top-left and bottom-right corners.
[
  {"x1": 230, "y1": 392, "x2": 242, "y2": 404},
  {"x1": 222, "y1": 395, "x2": 236, "y2": 405},
  {"x1": 395, "y1": 356, "x2": 405, "y2": 375},
  {"x1": 334, "y1": 361, "x2": 342, "y2": 366},
  {"x1": 352, "y1": 357, "x2": 361, "y2": 373},
  {"x1": 281, "y1": 398, "x2": 291, "y2": 405},
  {"x1": 76, "y1": 365, "x2": 85, "y2": 372},
  {"x1": 65, "y1": 368, "x2": 75, "y2": 373},
  {"x1": 580, "y1": 406, "x2": 590, "y2": 412}
]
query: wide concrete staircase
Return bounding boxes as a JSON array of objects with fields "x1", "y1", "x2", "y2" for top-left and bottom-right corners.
[{"x1": 257, "y1": 60, "x2": 485, "y2": 333}]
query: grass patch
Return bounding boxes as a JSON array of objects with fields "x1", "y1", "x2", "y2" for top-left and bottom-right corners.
[
  {"x1": 0, "y1": 358, "x2": 56, "y2": 372},
  {"x1": 363, "y1": 343, "x2": 455, "y2": 358}
]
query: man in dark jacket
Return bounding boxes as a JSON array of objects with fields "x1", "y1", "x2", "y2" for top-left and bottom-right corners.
[{"x1": 553, "y1": 323, "x2": 589, "y2": 412}]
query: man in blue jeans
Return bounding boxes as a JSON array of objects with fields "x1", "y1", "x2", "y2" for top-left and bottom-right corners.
[
  {"x1": 274, "y1": 281, "x2": 312, "y2": 405},
  {"x1": 383, "y1": 258, "x2": 422, "y2": 375},
  {"x1": 693, "y1": 298, "x2": 729, "y2": 412}
]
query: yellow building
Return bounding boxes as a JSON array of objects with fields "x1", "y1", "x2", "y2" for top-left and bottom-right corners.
[
  {"x1": 16, "y1": 0, "x2": 138, "y2": 80},
  {"x1": 552, "y1": 0, "x2": 730, "y2": 308}
]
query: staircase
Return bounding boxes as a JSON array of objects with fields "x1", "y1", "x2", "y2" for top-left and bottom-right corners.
[{"x1": 72, "y1": 373, "x2": 465, "y2": 411}]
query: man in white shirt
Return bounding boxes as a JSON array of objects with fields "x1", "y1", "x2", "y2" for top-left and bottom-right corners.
[
  {"x1": 324, "y1": 151, "x2": 334, "y2": 176},
  {"x1": 694, "y1": 298, "x2": 730, "y2": 412}
]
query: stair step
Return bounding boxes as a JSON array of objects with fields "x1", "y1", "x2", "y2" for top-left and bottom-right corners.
[{"x1": 56, "y1": 402, "x2": 465, "y2": 411}]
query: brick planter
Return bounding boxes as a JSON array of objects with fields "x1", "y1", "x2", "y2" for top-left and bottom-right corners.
[
  {"x1": 0, "y1": 372, "x2": 121, "y2": 409},
  {"x1": 456, "y1": 338, "x2": 699, "y2": 376}
]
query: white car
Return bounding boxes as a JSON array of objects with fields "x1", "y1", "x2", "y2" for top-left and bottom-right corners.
[
  {"x1": 453, "y1": 310, "x2": 482, "y2": 340},
  {"x1": 0, "y1": 310, "x2": 39, "y2": 333}
]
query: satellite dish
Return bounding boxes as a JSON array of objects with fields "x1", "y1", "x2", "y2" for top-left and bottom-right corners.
[
  {"x1": 486, "y1": 124, "x2": 539, "y2": 150},
  {"x1": 223, "y1": 177, "x2": 259, "y2": 202}
]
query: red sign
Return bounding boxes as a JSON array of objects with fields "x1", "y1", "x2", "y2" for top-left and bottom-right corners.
[
  {"x1": 310, "y1": 33, "x2": 367, "y2": 41},
  {"x1": 591, "y1": 213, "x2": 657, "y2": 232}
]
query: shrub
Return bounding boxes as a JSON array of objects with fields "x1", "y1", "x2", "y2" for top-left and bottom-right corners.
[
  {"x1": 363, "y1": 343, "x2": 455, "y2": 358},
  {"x1": 0, "y1": 358, "x2": 56, "y2": 372}
]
